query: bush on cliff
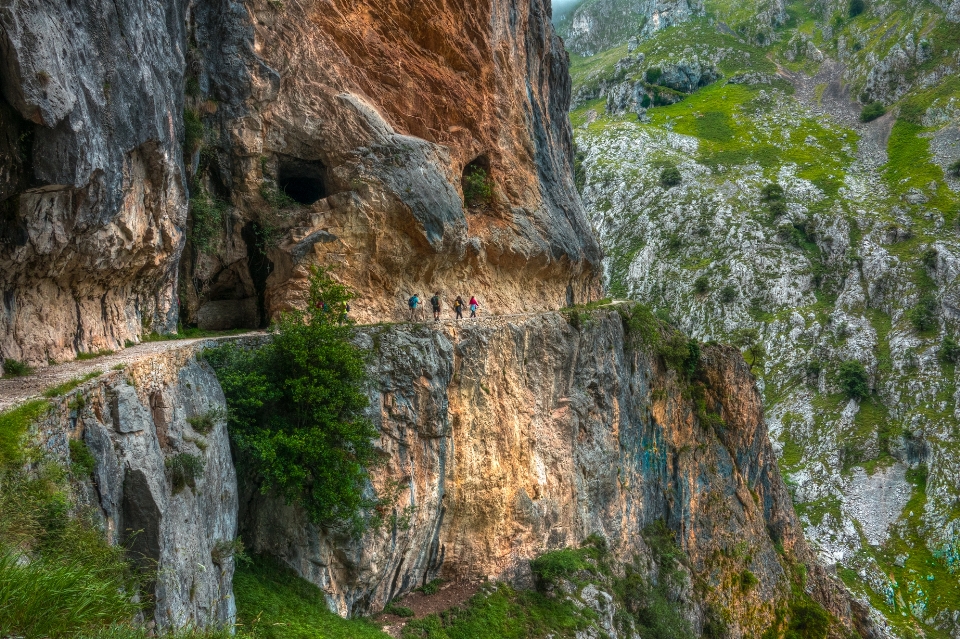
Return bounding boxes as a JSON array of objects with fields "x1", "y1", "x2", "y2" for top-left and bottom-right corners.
[
  {"x1": 859, "y1": 101, "x2": 885, "y2": 122},
  {"x1": 837, "y1": 360, "x2": 869, "y2": 400},
  {"x1": 205, "y1": 267, "x2": 381, "y2": 531}
]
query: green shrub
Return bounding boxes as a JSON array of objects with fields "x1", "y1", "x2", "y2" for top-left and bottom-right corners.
[
  {"x1": 641, "y1": 93, "x2": 652, "y2": 108},
  {"x1": 950, "y1": 159, "x2": 960, "y2": 178},
  {"x1": 69, "y1": 440, "x2": 96, "y2": 477},
  {"x1": 187, "y1": 407, "x2": 226, "y2": 434},
  {"x1": 848, "y1": 0, "x2": 865, "y2": 17},
  {"x1": 768, "y1": 199, "x2": 788, "y2": 217},
  {"x1": 530, "y1": 548, "x2": 590, "y2": 586},
  {"x1": 921, "y1": 247, "x2": 938, "y2": 270},
  {"x1": 908, "y1": 293, "x2": 938, "y2": 332},
  {"x1": 166, "y1": 453, "x2": 205, "y2": 494},
  {"x1": 462, "y1": 166, "x2": 493, "y2": 207},
  {"x1": 761, "y1": 182, "x2": 784, "y2": 201},
  {"x1": 739, "y1": 569, "x2": 759, "y2": 591},
  {"x1": 204, "y1": 267, "x2": 381, "y2": 530},
  {"x1": 659, "y1": 164, "x2": 682, "y2": 188},
  {"x1": 43, "y1": 372, "x2": 102, "y2": 398},
  {"x1": 619, "y1": 304, "x2": 663, "y2": 352},
  {"x1": 645, "y1": 67, "x2": 663, "y2": 84},
  {"x1": 2, "y1": 358, "x2": 34, "y2": 378},
  {"x1": 0, "y1": 401, "x2": 49, "y2": 468},
  {"x1": 416, "y1": 578, "x2": 443, "y2": 595},
  {"x1": 837, "y1": 360, "x2": 869, "y2": 400},
  {"x1": 859, "y1": 101, "x2": 885, "y2": 122},
  {"x1": 719, "y1": 285, "x2": 737, "y2": 304},
  {"x1": 940, "y1": 336, "x2": 960, "y2": 365},
  {"x1": 786, "y1": 599, "x2": 830, "y2": 639},
  {"x1": 694, "y1": 275, "x2": 710, "y2": 294},
  {"x1": 384, "y1": 602, "x2": 415, "y2": 618},
  {"x1": 660, "y1": 334, "x2": 700, "y2": 378},
  {"x1": 189, "y1": 185, "x2": 228, "y2": 254},
  {"x1": 183, "y1": 108, "x2": 204, "y2": 157}
]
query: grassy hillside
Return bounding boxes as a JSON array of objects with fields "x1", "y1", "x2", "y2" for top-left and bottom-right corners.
[{"x1": 569, "y1": 0, "x2": 960, "y2": 636}]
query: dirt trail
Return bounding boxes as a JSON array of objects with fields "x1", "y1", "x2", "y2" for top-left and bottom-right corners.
[{"x1": 0, "y1": 303, "x2": 626, "y2": 413}]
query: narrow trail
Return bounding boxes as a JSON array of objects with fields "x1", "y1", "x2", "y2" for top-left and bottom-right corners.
[{"x1": 0, "y1": 303, "x2": 626, "y2": 413}]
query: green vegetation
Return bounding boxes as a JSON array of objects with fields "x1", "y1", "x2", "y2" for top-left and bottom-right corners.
[
  {"x1": 2, "y1": 358, "x2": 33, "y2": 378},
  {"x1": 417, "y1": 579, "x2": 444, "y2": 595},
  {"x1": 860, "y1": 101, "x2": 886, "y2": 122},
  {"x1": 462, "y1": 165, "x2": 493, "y2": 207},
  {"x1": 848, "y1": 0, "x2": 865, "y2": 17},
  {"x1": 204, "y1": 267, "x2": 381, "y2": 531},
  {"x1": 659, "y1": 163, "x2": 682, "y2": 188},
  {"x1": 234, "y1": 555, "x2": 389, "y2": 638},
  {"x1": 76, "y1": 350, "x2": 114, "y2": 361},
  {"x1": 0, "y1": 400, "x2": 49, "y2": 467},
  {"x1": 908, "y1": 294, "x2": 938, "y2": 332},
  {"x1": 43, "y1": 371, "x2": 103, "y2": 398},
  {"x1": 186, "y1": 407, "x2": 226, "y2": 435},
  {"x1": 69, "y1": 439, "x2": 96, "y2": 477},
  {"x1": 183, "y1": 109, "x2": 204, "y2": 157},
  {"x1": 837, "y1": 361, "x2": 869, "y2": 400},
  {"x1": 189, "y1": 184, "x2": 228, "y2": 254},
  {"x1": 165, "y1": 453, "x2": 205, "y2": 494},
  {"x1": 950, "y1": 159, "x2": 960, "y2": 178}
]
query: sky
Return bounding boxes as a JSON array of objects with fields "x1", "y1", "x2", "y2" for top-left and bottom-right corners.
[{"x1": 552, "y1": 0, "x2": 582, "y2": 17}]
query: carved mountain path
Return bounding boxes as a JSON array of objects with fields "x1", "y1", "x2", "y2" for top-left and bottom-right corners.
[{"x1": 0, "y1": 303, "x2": 628, "y2": 413}]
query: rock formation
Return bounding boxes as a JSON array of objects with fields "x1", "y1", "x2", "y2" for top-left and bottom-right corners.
[
  {"x1": 37, "y1": 350, "x2": 238, "y2": 628},
  {"x1": 0, "y1": 0, "x2": 601, "y2": 367},
  {"x1": 243, "y1": 311, "x2": 863, "y2": 636}
]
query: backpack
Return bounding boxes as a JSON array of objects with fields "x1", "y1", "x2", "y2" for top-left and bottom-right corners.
[
  {"x1": 409, "y1": 296, "x2": 417, "y2": 308},
  {"x1": 454, "y1": 299, "x2": 462, "y2": 308},
  {"x1": 431, "y1": 295, "x2": 440, "y2": 307}
]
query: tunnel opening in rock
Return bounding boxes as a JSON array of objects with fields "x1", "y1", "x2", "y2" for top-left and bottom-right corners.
[
  {"x1": 277, "y1": 156, "x2": 327, "y2": 205},
  {"x1": 462, "y1": 155, "x2": 493, "y2": 208},
  {"x1": 241, "y1": 222, "x2": 273, "y2": 328}
]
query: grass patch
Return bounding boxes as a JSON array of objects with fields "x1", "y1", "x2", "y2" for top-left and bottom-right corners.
[
  {"x1": 76, "y1": 350, "x2": 114, "y2": 361},
  {"x1": 234, "y1": 555, "x2": 389, "y2": 638},
  {"x1": 0, "y1": 400, "x2": 50, "y2": 467},
  {"x1": 43, "y1": 371, "x2": 103, "y2": 398},
  {"x1": 2, "y1": 359, "x2": 34, "y2": 378}
]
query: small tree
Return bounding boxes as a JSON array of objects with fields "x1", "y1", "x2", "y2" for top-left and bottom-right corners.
[
  {"x1": 848, "y1": 0, "x2": 865, "y2": 17},
  {"x1": 940, "y1": 336, "x2": 960, "y2": 365},
  {"x1": 908, "y1": 294, "x2": 938, "y2": 332},
  {"x1": 838, "y1": 360, "x2": 869, "y2": 400},
  {"x1": 463, "y1": 166, "x2": 493, "y2": 207},
  {"x1": 205, "y1": 267, "x2": 381, "y2": 530},
  {"x1": 660, "y1": 164, "x2": 682, "y2": 188},
  {"x1": 860, "y1": 101, "x2": 885, "y2": 122},
  {"x1": 694, "y1": 275, "x2": 710, "y2": 294}
]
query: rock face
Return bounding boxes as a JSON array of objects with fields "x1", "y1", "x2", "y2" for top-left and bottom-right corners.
[
  {"x1": 36, "y1": 349, "x2": 238, "y2": 630},
  {"x1": 0, "y1": 0, "x2": 600, "y2": 365},
  {"x1": 242, "y1": 311, "x2": 859, "y2": 636},
  {"x1": 559, "y1": 0, "x2": 705, "y2": 56},
  {"x1": 180, "y1": 0, "x2": 601, "y2": 330},
  {"x1": 0, "y1": 0, "x2": 187, "y2": 367}
]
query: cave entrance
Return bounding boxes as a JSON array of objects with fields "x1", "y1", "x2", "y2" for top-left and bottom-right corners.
[
  {"x1": 277, "y1": 156, "x2": 327, "y2": 205},
  {"x1": 461, "y1": 155, "x2": 493, "y2": 208},
  {"x1": 241, "y1": 222, "x2": 273, "y2": 328}
]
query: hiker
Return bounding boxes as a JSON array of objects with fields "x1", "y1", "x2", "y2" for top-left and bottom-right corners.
[
  {"x1": 408, "y1": 293, "x2": 420, "y2": 321},
  {"x1": 469, "y1": 296, "x2": 480, "y2": 318},
  {"x1": 453, "y1": 295, "x2": 464, "y2": 320},
  {"x1": 431, "y1": 291, "x2": 442, "y2": 321}
]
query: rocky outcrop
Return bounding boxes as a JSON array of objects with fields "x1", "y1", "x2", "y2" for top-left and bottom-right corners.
[
  {"x1": 0, "y1": 0, "x2": 600, "y2": 365},
  {"x1": 242, "y1": 311, "x2": 859, "y2": 636},
  {"x1": 180, "y1": 0, "x2": 601, "y2": 331},
  {"x1": 559, "y1": 0, "x2": 705, "y2": 56},
  {"x1": 36, "y1": 348, "x2": 238, "y2": 630},
  {"x1": 0, "y1": 0, "x2": 187, "y2": 367}
]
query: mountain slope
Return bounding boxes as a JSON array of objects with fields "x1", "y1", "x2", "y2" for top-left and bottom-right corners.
[{"x1": 568, "y1": 0, "x2": 960, "y2": 636}]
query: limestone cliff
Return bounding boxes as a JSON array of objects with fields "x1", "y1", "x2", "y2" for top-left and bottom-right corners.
[
  {"x1": 0, "y1": 0, "x2": 601, "y2": 366},
  {"x1": 242, "y1": 310, "x2": 864, "y2": 637}
]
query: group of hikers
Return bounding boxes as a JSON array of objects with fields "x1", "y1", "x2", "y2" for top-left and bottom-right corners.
[{"x1": 408, "y1": 292, "x2": 480, "y2": 322}]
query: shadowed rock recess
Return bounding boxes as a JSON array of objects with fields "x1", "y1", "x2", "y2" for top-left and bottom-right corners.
[{"x1": 1, "y1": 0, "x2": 870, "y2": 636}]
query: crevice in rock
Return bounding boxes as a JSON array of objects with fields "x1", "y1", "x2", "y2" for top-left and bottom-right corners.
[
  {"x1": 121, "y1": 468, "x2": 162, "y2": 614},
  {"x1": 241, "y1": 222, "x2": 273, "y2": 328}
]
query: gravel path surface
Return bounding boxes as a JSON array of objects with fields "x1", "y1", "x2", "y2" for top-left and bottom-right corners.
[
  {"x1": 0, "y1": 303, "x2": 626, "y2": 414},
  {"x1": 0, "y1": 332, "x2": 263, "y2": 413}
]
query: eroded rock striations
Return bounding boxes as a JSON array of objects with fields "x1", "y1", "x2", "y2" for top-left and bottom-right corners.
[
  {"x1": 0, "y1": 0, "x2": 600, "y2": 366},
  {"x1": 180, "y1": 0, "x2": 600, "y2": 331},
  {"x1": 243, "y1": 311, "x2": 864, "y2": 636},
  {"x1": 36, "y1": 349, "x2": 238, "y2": 628},
  {"x1": 0, "y1": 0, "x2": 187, "y2": 367}
]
